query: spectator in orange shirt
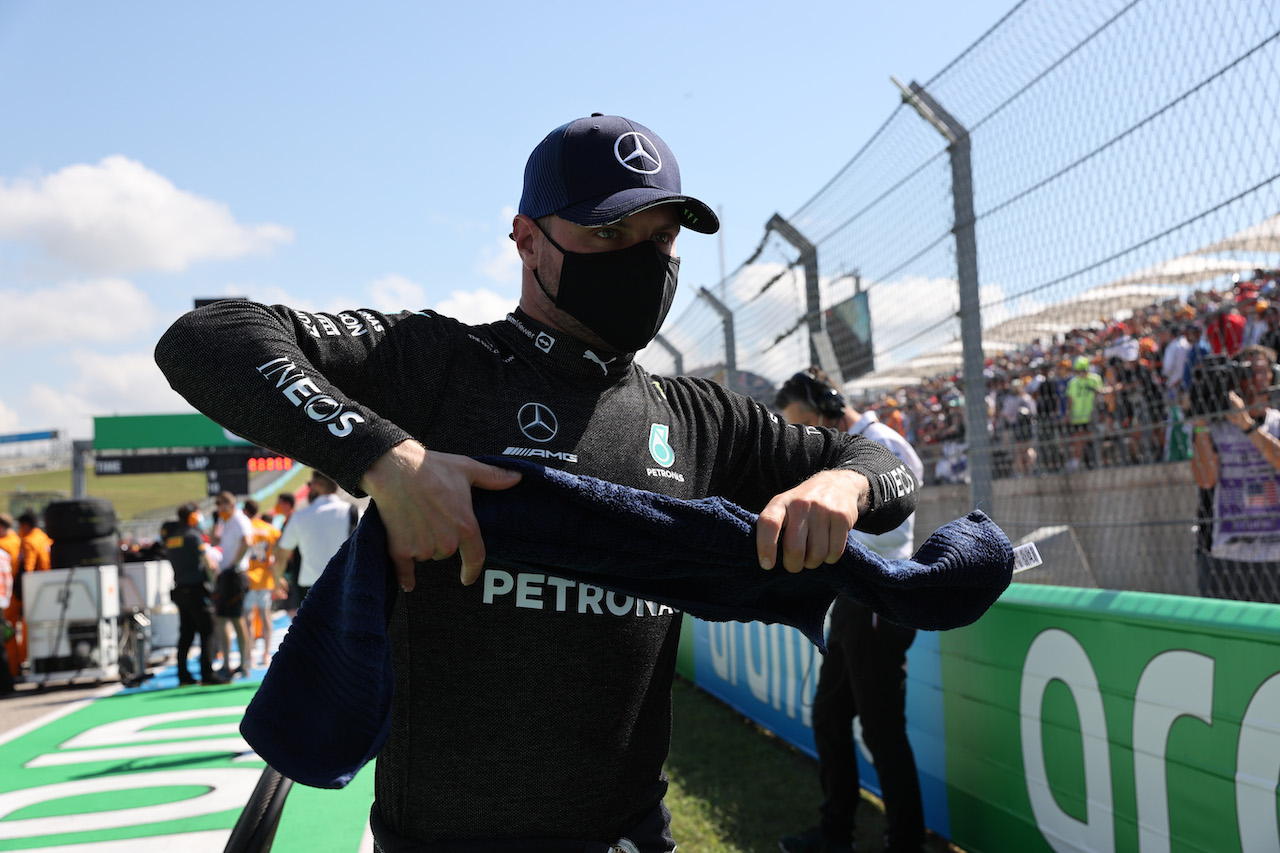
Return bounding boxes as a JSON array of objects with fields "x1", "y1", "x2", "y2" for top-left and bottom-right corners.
[
  {"x1": 16, "y1": 510, "x2": 51, "y2": 587},
  {"x1": 12, "y1": 510, "x2": 52, "y2": 678},
  {"x1": 242, "y1": 499, "x2": 281, "y2": 666},
  {"x1": 880, "y1": 397, "x2": 906, "y2": 437}
]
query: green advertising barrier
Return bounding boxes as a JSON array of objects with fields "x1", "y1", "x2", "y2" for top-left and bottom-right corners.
[
  {"x1": 94, "y1": 413, "x2": 252, "y2": 451},
  {"x1": 941, "y1": 585, "x2": 1280, "y2": 853}
]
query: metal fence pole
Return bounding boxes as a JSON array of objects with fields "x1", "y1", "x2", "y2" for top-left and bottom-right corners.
[
  {"x1": 766, "y1": 214, "x2": 830, "y2": 375},
  {"x1": 71, "y1": 439, "x2": 93, "y2": 498},
  {"x1": 652, "y1": 333, "x2": 684, "y2": 376},
  {"x1": 696, "y1": 287, "x2": 737, "y2": 389},
  {"x1": 895, "y1": 78, "x2": 991, "y2": 510}
]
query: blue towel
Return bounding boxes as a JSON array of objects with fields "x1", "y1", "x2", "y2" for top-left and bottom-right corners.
[{"x1": 241, "y1": 457, "x2": 1013, "y2": 788}]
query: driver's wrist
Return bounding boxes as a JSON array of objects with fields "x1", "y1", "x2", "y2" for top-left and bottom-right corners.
[{"x1": 360, "y1": 440, "x2": 424, "y2": 494}]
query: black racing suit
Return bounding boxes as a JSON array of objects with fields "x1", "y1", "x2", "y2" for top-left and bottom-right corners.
[{"x1": 155, "y1": 301, "x2": 918, "y2": 850}]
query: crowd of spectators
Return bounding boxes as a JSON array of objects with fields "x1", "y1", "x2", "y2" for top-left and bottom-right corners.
[{"x1": 854, "y1": 268, "x2": 1280, "y2": 484}]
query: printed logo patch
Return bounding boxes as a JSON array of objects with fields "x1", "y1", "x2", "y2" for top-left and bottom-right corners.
[
  {"x1": 584, "y1": 350, "x2": 616, "y2": 373},
  {"x1": 648, "y1": 423, "x2": 674, "y2": 468},
  {"x1": 256, "y1": 356, "x2": 366, "y2": 438}
]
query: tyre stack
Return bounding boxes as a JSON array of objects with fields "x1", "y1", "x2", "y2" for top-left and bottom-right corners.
[{"x1": 44, "y1": 498, "x2": 120, "y2": 570}]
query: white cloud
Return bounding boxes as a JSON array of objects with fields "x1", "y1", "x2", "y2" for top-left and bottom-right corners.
[
  {"x1": 436, "y1": 288, "x2": 516, "y2": 325},
  {"x1": 208, "y1": 283, "x2": 340, "y2": 317},
  {"x1": 0, "y1": 156, "x2": 292, "y2": 275},
  {"x1": 364, "y1": 274, "x2": 515, "y2": 325},
  {"x1": 23, "y1": 383, "x2": 95, "y2": 439},
  {"x1": 865, "y1": 274, "x2": 961, "y2": 363},
  {"x1": 25, "y1": 349, "x2": 190, "y2": 439},
  {"x1": 245, "y1": 284, "x2": 301, "y2": 310},
  {"x1": 190, "y1": 276, "x2": 516, "y2": 326},
  {"x1": 366, "y1": 274, "x2": 426, "y2": 313},
  {"x1": 476, "y1": 205, "x2": 521, "y2": 286},
  {"x1": 0, "y1": 397, "x2": 20, "y2": 433},
  {"x1": 4, "y1": 278, "x2": 158, "y2": 347}
]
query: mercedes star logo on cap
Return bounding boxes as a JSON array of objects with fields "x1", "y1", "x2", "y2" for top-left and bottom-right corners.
[{"x1": 614, "y1": 131, "x2": 662, "y2": 175}]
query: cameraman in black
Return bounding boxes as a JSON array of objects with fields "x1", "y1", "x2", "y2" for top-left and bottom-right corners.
[{"x1": 1190, "y1": 344, "x2": 1280, "y2": 603}]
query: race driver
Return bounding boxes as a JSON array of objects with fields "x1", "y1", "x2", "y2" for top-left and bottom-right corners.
[{"x1": 155, "y1": 113, "x2": 919, "y2": 851}]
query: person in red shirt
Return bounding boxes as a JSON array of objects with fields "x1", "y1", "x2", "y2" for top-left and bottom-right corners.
[{"x1": 1205, "y1": 304, "x2": 1245, "y2": 356}]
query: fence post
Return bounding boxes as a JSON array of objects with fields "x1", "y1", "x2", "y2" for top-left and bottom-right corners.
[
  {"x1": 653, "y1": 333, "x2": 685, "y2": 376},
  {"x1": 766, "y1": 214, "x2": 836, "y2": 379},
  {"x1": 696, "y1": 287, "x2": 737, "y2": 389},
  {"x1": 895, "y1": 78, "x2": 991, "y2": 510},
  {"x1": 71, "y1": 439, "x2": 94, "y2": 498}
]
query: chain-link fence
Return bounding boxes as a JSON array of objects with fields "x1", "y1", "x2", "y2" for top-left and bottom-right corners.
[{"x1": 637, "y1": 0, "x2": 1280, "y2": 602}]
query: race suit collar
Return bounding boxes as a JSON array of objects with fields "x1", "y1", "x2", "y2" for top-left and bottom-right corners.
[{"x1": 501, "y1": 309, "x2": 637, "y2": 379}]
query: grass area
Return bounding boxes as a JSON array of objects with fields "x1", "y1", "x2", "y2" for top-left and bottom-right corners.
[
  {"x1": 1, "y1": 465, "x2": 310, "y2": 521},
  {"x1": 667, "y1": 676, "x2": 959, "y2": 853},
  {"x1": 667, "y1": 676, "x2": 819, "y2": 850},
  {"x1": 0, "y1": 468, "x2": 208, "y2": 520}
]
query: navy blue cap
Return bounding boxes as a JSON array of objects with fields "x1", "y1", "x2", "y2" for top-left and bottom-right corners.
[{"x1": 520, "y1": 114, "x2": 719, "y2": 235}]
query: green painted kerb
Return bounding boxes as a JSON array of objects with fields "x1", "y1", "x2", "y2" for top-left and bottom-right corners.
[{"x1": 0, "y1": 683, "x2": 374, "y2": 851}]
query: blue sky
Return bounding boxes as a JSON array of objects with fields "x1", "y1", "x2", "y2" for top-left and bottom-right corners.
[{"x1": 0, "y1": 0, "x2": 1017, "y2": 439}]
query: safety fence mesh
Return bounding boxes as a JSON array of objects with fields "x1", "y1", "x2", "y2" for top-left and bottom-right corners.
[{"x1": 636, "y1": 0, "x2": 1280, "y2": 602}]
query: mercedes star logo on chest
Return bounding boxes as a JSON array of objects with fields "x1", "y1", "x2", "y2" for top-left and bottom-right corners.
[{"x1": 518, "y1": 402, "x2": 558, "y2": 442}]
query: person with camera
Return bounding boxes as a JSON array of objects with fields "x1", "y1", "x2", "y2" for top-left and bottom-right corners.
[
  {"x1": 1190, "y1": 343, "x2": 1280, "y2": 603},
  {"x1": 774, "y1": 367, "x2": 926, "y2": 853}
]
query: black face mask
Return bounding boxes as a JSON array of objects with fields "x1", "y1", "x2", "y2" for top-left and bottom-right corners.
[{"x1": 533, "y1": 223, "x2": 680, "y2": 353}]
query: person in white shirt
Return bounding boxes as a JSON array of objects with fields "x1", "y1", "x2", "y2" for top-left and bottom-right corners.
[
  {"x1": 1103, "y1": 321, "x2": 1140, "y2": 364},
  {"x1": 212, "y1": 491, "x2": 254, "y2": 678},
  {"x1": 273, "y1": 472, "x2": 358, "y2": 602},
  {"x1": 775, "y1": 367, "x2": 926, "y2": 853},
  {"x1": 1162, "y1": 323, "x2": 1193, "y2": 398}
]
